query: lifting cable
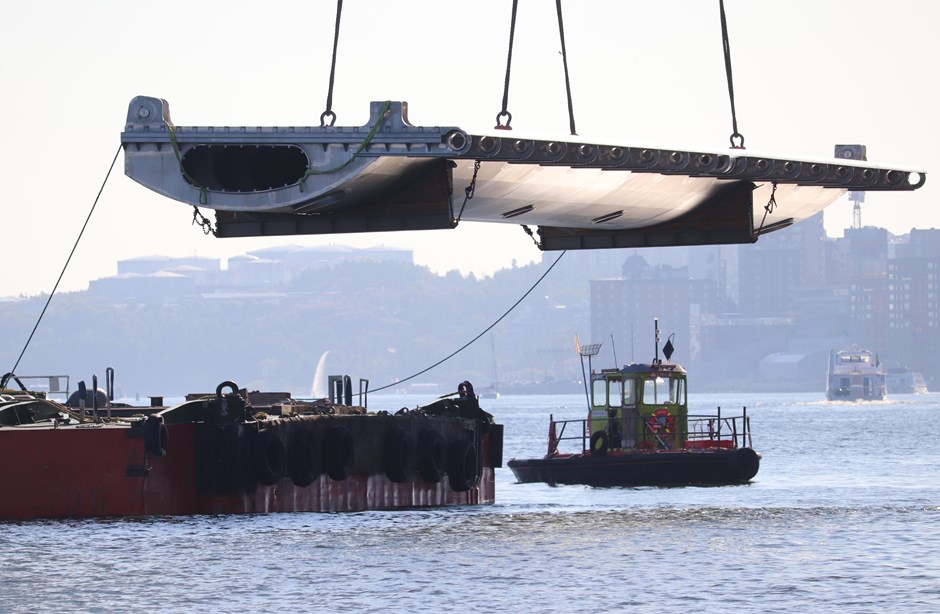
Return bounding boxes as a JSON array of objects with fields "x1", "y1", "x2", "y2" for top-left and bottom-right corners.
[
  {"x1": 320, "y1": 0, "x2": 344, "y2": 127},
  {"x1": 555, "y1": 0, "x2": 577, "y2": 136},
  {"x1": 368, "y1": 250, "x2": 567, "y2": 394},
  {"x1": 495, "y1": 0, "x2": 578, "y2": 135},
  {"x1": 181, "y1": 0, "x2": 347, "y2": 232},
  {"x1": 1, "y1": 145, "x2": 123, "y2": 389},
  {"x1": 718, "y1": 0, "x2": 744, "y2": 149},
  {"x1": 495, "y1": 0, "x2": 519, "y2": 129}
]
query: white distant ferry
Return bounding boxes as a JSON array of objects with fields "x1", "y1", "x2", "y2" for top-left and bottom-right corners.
[
  {"x1": 826, "y1": 348, "x2": 886, "y2": 401},
  {"x1": 885, "y1": 365, "x2": 929, "y2": 395}
]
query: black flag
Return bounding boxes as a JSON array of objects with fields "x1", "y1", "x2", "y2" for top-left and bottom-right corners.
[{"x1": 662, "y1": 335, "x2": 675, "y2": 361}]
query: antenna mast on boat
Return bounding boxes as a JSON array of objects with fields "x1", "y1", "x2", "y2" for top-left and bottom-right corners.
[
  {"x1": 575, "y1": 336, "x2": 602, "y2": 410},
  {"x1": 630, "y1": 322, "x2": 634, "y2": 363},
  {"x1": 653, "y1": 318, "x2": 661, "y2": 365}
]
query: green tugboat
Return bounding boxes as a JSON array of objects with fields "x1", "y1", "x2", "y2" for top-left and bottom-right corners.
[{"x1": 508, "y1": 321, "x2": 760, "y2": 487}]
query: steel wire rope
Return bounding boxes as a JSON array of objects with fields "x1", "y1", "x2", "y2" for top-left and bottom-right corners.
[
  {"x1": 1, "y1": 144, "x2": 123, "y2": 390},
  {"x1": 718, "y1": 0, "x2": 744, "y2": 148},
  {"x1": 495, "y1": 1, "x2": 577, "y2": 134},
  {"x1": 494, "y1": 0, "x2": 519, "y2": 129},
  {"x1": 367, "y1": 250, "x2": 567, "y2": 395},
  {"x1": 320, "y1": 0, "x2": 344, "y2": 127},
  {"x1": 555, "y1": 0, "x2": 577, "y2": 136}
]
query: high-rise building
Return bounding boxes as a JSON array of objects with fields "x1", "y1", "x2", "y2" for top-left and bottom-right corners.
[
  {"x1": 886, "y1": 229, "x2": 940, "y2": 385},
  {"x1": 590, "y1": 254, "x2": 690, "y2": 368}
]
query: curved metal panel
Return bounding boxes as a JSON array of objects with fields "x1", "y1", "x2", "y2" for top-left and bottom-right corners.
[{"x1": 120, "y1": 97, "x2": 926, "y2": 249}]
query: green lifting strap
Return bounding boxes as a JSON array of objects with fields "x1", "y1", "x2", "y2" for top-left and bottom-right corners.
[
  {"x1": 299, "y1": 100, "x2": 393, "y2": 193},
  {"x1": 165, "y1": 121, "x2": 209, "y2": 205}
]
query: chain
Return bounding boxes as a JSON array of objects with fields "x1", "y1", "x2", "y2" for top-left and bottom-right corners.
[
  {"x1": 452, "y1": 160, "x2": 481, "y2": 224},
  {"x1": 521, "y1": 224, "x2": 541, "y2": 248},
  {"x1": 192, "y1": 205, "x2": 218, "y2": 236},
  {"x1": 754, "y1": 182, "x2": 778, "y2": 237}
]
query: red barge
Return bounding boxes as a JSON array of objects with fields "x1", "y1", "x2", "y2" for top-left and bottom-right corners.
[{"x1": 0, "y1": 373, "x2": 501, "y2": 520}]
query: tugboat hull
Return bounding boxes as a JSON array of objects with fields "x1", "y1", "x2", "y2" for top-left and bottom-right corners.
[{"x1": 508, "y1": 448, "x2": 760, "y2": 488}]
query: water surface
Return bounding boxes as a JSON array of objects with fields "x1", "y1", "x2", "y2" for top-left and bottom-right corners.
[{"x1": 2, "y1": 392, "x2": 938, "y2": 613}]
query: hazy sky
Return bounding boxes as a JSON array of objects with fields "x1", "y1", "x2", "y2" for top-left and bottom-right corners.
[{"x1": 1, "y1": 1, "x2": 935, "y2": 297}]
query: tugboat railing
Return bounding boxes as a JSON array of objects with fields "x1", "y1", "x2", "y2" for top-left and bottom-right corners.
[
  {"x1": 548, "y1": 415, "x2": 590, "y2": 455},
  {"x1": 686, "y1": 411, "x2": 751, "y2": 450},
  {"x1": 547, "y1": 407, "x2": 753, "y2": 455}
]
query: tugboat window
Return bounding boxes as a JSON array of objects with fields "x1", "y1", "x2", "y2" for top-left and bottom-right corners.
[
  {"x1": 643, "y1": 377, "x2": 683, "y2": 405},
  {"x1": 622, "y1": 379, "x2": 636, "y2": 406},
  {"x1": 592, "y1": 379, "x2": 608, "y2": 407},
  {"x1": 643, "y1": 377, "x2": 664, "y2": 404},
  {"x1": 610, "y1": 380, "x2": 624, "y2": 408},
  {"x1": 672, "y1": 378, "x2": 685, "y2": 405}
]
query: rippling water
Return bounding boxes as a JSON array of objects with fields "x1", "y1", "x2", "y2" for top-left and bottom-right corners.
[{"x1": 2, "y1": 392, "x2": 939, "y2": 613}]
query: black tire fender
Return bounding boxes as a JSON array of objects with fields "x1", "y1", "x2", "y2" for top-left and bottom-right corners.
[
  {"x1": 417, "y1": 429, "x2": 446, "y2": 483},
  {"x1": 287, "y1": 428, "x2": 321, "y2": 487},
  {"x1": 590, "y1": 431, "x2": 608, "y2": 457},
  {"x1": 144, "y1": 415, "x2": 169, "y2": 457},
  {"x1": 383, "y1": 427, "x2": 416, "y2": 483},
  {"x1": 447, "y1": 439, "x2": 479, "y2": 492},
  {"x1": 252, "y1": 428, "x2": 287, "y2": 485},
  {"x1": 324, "y1": 425, "x2": 354, "y2": 481}
]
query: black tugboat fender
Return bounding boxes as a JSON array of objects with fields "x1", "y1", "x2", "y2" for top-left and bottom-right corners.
[
  {"x1": 733, "y1": 447, "x2": 761, "y2": 481},
  {"x1": 589, "y1": 431, "x2": 608, "y2": 457}
]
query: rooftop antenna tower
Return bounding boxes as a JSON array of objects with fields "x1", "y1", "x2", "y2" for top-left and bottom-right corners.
[
  {"x1": 850, "y1": 190, "x2": 865, "y2": 229},
  {"x1": 835, "y1": 144, "x2": 868, "y2": 230}
]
